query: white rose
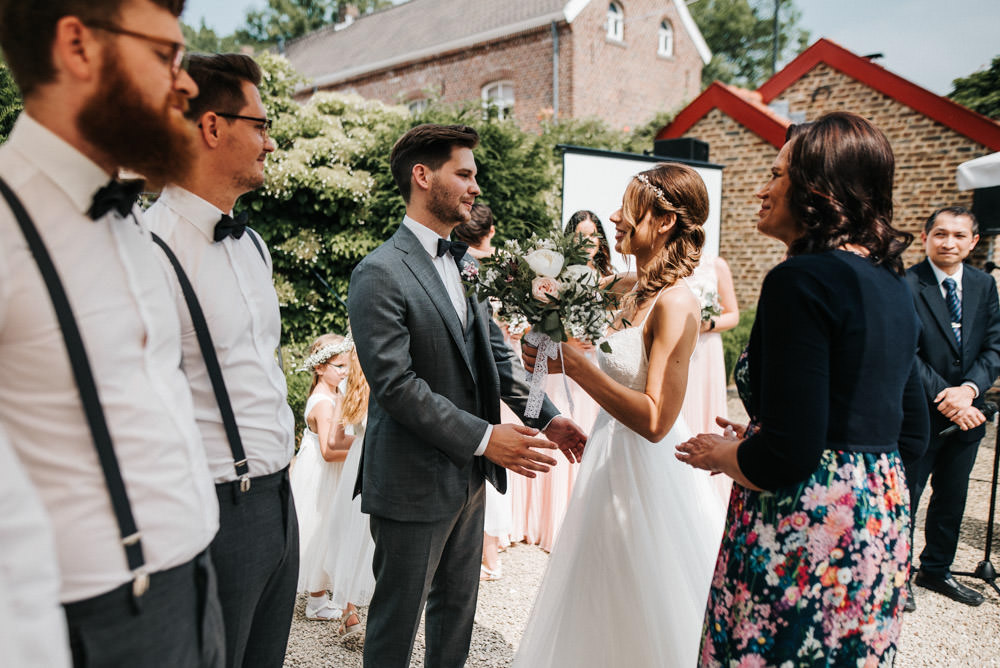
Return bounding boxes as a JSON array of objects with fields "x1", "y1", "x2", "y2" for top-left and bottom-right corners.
[
  {"x1": 562, "y1": 263, "x2": 597, "y2": 285},
  {"x1": 524, "y1": 249, "x2": 565, "y2": 277}
]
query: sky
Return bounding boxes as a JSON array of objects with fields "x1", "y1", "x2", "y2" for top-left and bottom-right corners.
[{"x1": 181, "y1": 0, "x2": 999, "y2": 96}]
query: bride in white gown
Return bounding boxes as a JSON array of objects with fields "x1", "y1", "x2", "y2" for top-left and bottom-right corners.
[{"x1": 515, "y1": 164, "x2": 727, "y2": 667}]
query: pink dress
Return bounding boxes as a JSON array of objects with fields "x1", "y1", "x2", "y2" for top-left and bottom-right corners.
[
  {"x1": 505, "y1": 343, "x2": 599, "y2": 552},
  {"x1": 681, "y1": 260, "x2": 732, "y2": 502}
]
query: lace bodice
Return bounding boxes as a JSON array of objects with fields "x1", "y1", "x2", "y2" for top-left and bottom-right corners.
[
  {"x1": 598, "y1": 326, "x2": 649, "y2": 392},
  {"x1": 597, "y1": 282, "x2": 697, "y2": 393}
]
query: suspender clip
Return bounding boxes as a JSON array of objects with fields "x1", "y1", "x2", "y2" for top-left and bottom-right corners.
[
  {"x1": 132, "y1": 568, "x2": 150, "y2": 598},
  {"x1": 240, "y1": 474, "x2": 251, "y2": 493},
  {"x1": 121, "y1": 531, "x2": 142, "y2": 546}
]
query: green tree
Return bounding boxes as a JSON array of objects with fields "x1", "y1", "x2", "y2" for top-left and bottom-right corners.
[
  {"x1": 236, "y1": 0, "x2": 392, "y2": 47},
  {"x1": 0, "y1": 56, "x2": 23, "y2": 143},
  {"x1": 949, "y1": 55, "x2": 1000, "y2": 120},
  {"x1": 182, "y1": 19, "x2": 242, "y2": 53},
  {"x1": 690, "y1": 0, "x2": 809, "y2": 88}
]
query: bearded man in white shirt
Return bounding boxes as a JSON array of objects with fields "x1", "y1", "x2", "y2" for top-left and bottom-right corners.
[
  {"x1": 0, "y1": 1, "x2": 223, "y2": 667},
  {"x1": 144, "y1": 53, "x2": 298, "y2": 668}
]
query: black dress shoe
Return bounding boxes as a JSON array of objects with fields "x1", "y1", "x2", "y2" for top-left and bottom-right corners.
[
  {"x1": 904, "y1": 581, "x2": 916, "y2": 612},
  {"x1": 914, "y1": 570, "x2": 984, "y2": 606}
]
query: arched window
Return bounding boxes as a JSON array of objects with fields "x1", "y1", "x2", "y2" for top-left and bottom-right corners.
[
  {"x1": 658, "y1": 19, "x2": 674, "y2": 57},
  {"x1": 407, "y1": 98, "x2": 429, "y2": 115},
  {"x1": 606, "y1": 2, "x2": 624, "y2": 41},
  {"x1": 481, "y1": 81, "x2": 515, "y2": 120}
]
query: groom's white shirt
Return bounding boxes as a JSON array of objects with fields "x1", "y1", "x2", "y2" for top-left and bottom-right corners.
[{"x1": 401, "y1": 215, "x2": 491, "y2": 456}]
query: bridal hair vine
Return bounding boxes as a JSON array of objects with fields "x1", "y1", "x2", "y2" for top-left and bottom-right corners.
[
  {"x1": 634, "y1": 173, "x2": 673, "y2": 209},
  {"x1": 298, "y1": 334, "x2": 354, "y2": 372}
]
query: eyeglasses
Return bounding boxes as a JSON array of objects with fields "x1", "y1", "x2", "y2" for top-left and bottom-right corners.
[
  {"x1": 215, "y1": 113, "x2": 273, "y2": 138},
  {"x1": 86, "y1": 22, "x2": 188, "y2": 77}
]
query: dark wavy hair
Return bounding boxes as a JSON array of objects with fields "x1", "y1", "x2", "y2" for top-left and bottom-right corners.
[
  {"x1": 565, "y1": 210, "x2": 613, "y2": 277},
  {"x1": 453, "y1": 203, "x2": 493, "y2": 246},
  {"x1": 785, "y1": 112, "x2": 912, "y2": 273}
]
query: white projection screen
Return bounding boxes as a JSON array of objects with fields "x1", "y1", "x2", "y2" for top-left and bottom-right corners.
[{"x1": 560, "y1": 146, "x2": 723, "y2": 273}]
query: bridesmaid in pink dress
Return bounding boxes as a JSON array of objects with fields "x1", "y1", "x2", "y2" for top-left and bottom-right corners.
[{"x1": 681, "y1": 255, "x2": 739, "y2": 501}]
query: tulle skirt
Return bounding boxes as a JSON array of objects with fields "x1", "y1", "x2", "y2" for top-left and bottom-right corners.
[
  {"x1": 512, "y1": 412, "x2": 727, "y2": 667},
  {"x1": 323, "y1": 429, "x2": 376, "y2": 609},
  {"x1": 291, "y1": 431, "x2": 344, "y2": 593}
]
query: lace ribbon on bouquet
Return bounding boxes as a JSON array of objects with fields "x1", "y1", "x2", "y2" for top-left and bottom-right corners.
[{"x1": 523, "y1": 330, "x2": 575, "y2": 419}]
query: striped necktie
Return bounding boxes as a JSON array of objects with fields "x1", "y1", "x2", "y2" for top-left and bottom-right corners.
[{"x1": 943, "y1": 277, "x2": 962, "y2": 345}]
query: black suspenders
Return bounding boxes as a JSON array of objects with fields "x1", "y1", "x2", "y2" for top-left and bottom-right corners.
[
  {"x1": 152, "y1": 221, "x2": 275, "y2": 496},
  {"x1": 0, "y1": 178, "x2": 150, "y2": 599},
  {"x1": 151, "y1": 233, "x2": 252, "y2": 491}
]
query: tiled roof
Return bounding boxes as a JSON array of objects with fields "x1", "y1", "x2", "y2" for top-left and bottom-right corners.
[
  {"x1": 660, "y1": 38, "x2": 1000, "y2": 152},
  {"x1": 284, "y1": 0, "x2": 569, "y2": 87}
]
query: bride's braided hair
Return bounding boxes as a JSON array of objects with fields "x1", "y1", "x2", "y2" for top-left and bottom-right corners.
[{"x1": 620, "y1": 163, "x2": 709, "y2": 311}]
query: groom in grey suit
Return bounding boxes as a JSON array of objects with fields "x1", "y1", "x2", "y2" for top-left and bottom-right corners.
[{"x1": 349, "y1": 124, "x2": 587, "y2": 668}]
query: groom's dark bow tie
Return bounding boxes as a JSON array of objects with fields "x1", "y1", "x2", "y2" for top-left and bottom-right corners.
[
  {"x1": 87, "y1": 179, "x2": 144, "y2": 220},
  {"x1": 436, "y1": 238, "x2": 468, "y2": 263},
  {"x1": 214, "y1": 211, "x2": 249, "y2": 242}
]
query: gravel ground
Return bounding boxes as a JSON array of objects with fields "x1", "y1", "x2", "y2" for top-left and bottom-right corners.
[{"x1": 284, "y1": 392, "x2": 1000, "y2": 667}]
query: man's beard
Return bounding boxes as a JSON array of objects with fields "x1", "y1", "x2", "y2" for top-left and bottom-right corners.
[
  {"x1": 77, "y1": 52, "x2": 196, "y2": 185},
  {"x1": 427, "y1": 180, "x2": 470, "y2": 227}
]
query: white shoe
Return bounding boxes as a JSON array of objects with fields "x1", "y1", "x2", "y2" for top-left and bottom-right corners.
[{"x1": 305, "y1": 597, "x2": 342, "y2": 621}]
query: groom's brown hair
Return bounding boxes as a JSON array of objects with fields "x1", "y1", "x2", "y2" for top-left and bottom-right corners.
[{"x1": 390, "y1": 124, "x2": 479, "y2": 203}]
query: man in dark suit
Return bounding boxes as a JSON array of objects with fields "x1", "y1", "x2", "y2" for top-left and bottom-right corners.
[
  {"x1": 348, "y1": 124, "x2": 586, "y2": 668},
  {"x1": 905, "y1": 206, "x2": 1000, "y2": 609}
]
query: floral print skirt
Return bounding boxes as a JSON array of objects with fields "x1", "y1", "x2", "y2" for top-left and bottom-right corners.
[{"x1": 699, "y1": 450, "x2": 911, "y2": 667}]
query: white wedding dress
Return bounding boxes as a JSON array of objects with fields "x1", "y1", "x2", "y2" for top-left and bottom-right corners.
[{"x1": 512, "y1": 295, "x2": 727, "y2": 667}]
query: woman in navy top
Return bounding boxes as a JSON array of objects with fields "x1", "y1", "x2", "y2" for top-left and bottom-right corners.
[{"x1": 677, "y1": 112, "x2": 928, "y2": 667}]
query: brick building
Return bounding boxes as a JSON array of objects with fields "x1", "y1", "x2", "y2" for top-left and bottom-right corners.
[
  {"x1": 657, "y1": 38, "x2": 1000, "y2": 307},
  {"x1": 283, "y1": 0, "x2": 710, "y2": 133}
]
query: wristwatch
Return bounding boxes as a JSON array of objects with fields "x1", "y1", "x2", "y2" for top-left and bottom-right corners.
[{"x1": 709, "y1": 318, "x2": 716, "y2": 331}]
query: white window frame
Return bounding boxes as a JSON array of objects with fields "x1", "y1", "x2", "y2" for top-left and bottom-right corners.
[
  {"x1": 658, "y1": 19, "x2": 674, "y2": 57},
  {"x1": 481, "y1": 80, "x2": 515, "y2": 121},
  {"x1": 407, "y1": 98, "x2": 429, "y2": 114},
  {"x1": 606, "y1": 2, "x2": 624, "y2": 42}
]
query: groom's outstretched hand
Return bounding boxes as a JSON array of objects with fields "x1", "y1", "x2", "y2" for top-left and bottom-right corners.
[
  {"x1": 485, "y1": 425, "x2": 559, "y2": 478},
  {"x1": 543, "y1": 417, "x2": 587, "y2": 463}
]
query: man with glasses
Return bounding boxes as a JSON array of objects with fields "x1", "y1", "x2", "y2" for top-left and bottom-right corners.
[
  {"x1": 146, "y1": 53, "x2": 297, "y2": 668},
  {"x1": 0, "y1": 1, "x2": 223, "y2": 667}
]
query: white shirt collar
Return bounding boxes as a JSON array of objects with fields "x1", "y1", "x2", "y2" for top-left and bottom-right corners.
[
  {"x1": 929, "y1": 260, "x2": 964, "y2": 289},
  {"x1": 157, "y1": 184, "x2": 226, "y2": 241},
  {"x1": 402, "y1": 215, "x2": 448, "y2": 258},
  {"x1": 7, "y1": 113, "x2": 113, "y2": 216}
]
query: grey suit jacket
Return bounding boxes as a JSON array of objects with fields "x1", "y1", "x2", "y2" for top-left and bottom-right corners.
[{"x1": 348, "y1": 223, "x2": 559, "y2": 522}]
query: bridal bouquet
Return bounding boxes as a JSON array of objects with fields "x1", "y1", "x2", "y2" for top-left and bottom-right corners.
[{"x1": 467, "y1": 229, "x2": 619, "y2": 417}]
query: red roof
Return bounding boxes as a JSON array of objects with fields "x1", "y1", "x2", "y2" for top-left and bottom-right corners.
[{"x1": 658, "y1": 38, "x2": 1000, "y2": 152}]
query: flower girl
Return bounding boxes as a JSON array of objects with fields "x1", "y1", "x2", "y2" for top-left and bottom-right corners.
[{"x1": 290, "y1": 333, "x2": 358, "y2": 632}]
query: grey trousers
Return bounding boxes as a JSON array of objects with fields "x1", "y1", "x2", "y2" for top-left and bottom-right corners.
[
  {"x1": 211, "y1": 467, "x2": 299, "y2": 668},
  {"x1": 65, "y1": 550, "x2": 225, "y2": 668},
  {"x1": 364, "y1": 481, "x2": 486, "y2": 668}
]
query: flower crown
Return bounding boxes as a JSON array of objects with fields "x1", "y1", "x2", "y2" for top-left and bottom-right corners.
[
  {"x1": 298, "y1": 335, "x2": 354, "y2": 372},
  {"x1": 634, "y1": 173, "x2": 673, "y2": 209}
]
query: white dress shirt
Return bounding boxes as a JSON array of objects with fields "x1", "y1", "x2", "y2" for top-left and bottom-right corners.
[
  {"x1": 0, "y1": 114, "x2": 218, "y2": 603},
  {"x1": 929, "y1": 260, "x2": 979, "y2": 396},
  {"x1": 146, "y1": 185, "x2": 295, "y2": 482},
  {"x1": 0, "y1": 426, "x2": 71, "y2": 668},
  {"x1": 402, "y1": 216, "x2": 491, "y2": 455}
]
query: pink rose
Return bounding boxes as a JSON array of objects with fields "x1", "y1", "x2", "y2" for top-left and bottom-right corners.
[{"x1": 531, "y1": 276, "x2": 562, "y2": 302}]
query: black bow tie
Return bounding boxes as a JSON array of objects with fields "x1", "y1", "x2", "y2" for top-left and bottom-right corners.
[
  {"x1": 214, "y1": 211, "x2": 249, "y2": 242},
  {"x1": 87, "y1": 179, "x2": 144, "y2": 220},
  {"x1": 436, "y1": 238, "x2": 468, "y2": 263}
]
